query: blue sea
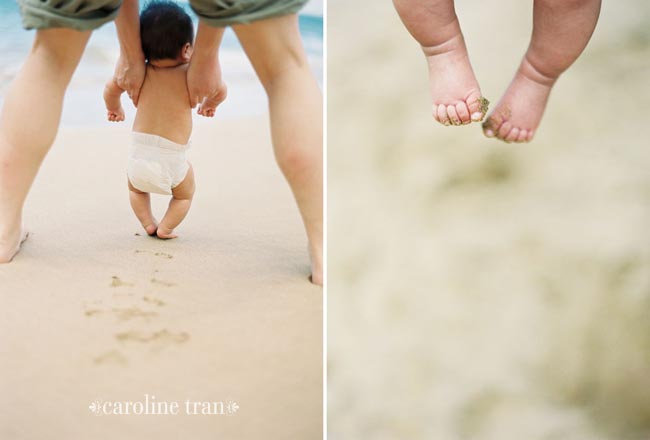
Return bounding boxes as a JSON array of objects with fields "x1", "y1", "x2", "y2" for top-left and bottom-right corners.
[{"x1": 0, "y1": 0, "x2": 323, "y2": 125}]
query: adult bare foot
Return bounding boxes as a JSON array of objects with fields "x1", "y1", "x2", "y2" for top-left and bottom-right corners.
[
  {"x1": 309, "y1": 243, "x2": 323, "y2": 286},
  {"x1": 425, "y1": 34, "x2": 489, "y2": 126},
  {"x1": 0, "y1": 227, "x2": 29, "y2": 264},
  {"x1": 482, "y1": 59, "x2": 553, "y2": 143}
]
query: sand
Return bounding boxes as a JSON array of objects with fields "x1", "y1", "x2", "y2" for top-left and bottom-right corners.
[
  {"x1": 0, "y1": 117, "x2": 323, "y2": 439},
  {"x1": 328, "y1": 0, "x2": 650, "y2": 439}
]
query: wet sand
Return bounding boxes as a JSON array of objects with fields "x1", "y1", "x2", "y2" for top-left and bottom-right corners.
[
  {"x1": 0, "y1": 117, "x2": 322, "y2": 439},
  {"x1": 328, "y1": 0, "x2": 650, "y2": 439}
]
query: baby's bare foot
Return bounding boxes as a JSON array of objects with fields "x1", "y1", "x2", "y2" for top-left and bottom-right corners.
[
  {"x1": 424, "y1": 34, "x2": 488, "y2": 126},
  {"x1": 482, "y1": 59, "x2": 554, "y2": 143},
  {"x1": 142, "y1": 222, "x2": 158, "y2": 237},
  {"x1": 0, "y1": 227, "x2": 29, "y2": 264},
  {"x1": 156, "y1": 226, "x2": 177, "y2": 240}
]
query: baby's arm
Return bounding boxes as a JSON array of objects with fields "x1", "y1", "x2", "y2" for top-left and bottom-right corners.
[
  {"x1": 104, "y1": 79, "x2": 126, "y2": 122},
  {"x1": 197, "y1": 82, "x2": 227, "y2": 118}
]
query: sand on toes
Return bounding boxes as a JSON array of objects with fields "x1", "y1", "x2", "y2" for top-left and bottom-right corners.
[
  {"x1": 482, "y1": 71, "x2": 554, "y2": 143},
  {"x1": 433, "y1": 92, "x2": 489, "y2": 126}
]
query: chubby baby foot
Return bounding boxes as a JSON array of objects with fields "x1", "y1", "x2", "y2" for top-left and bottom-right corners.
[
  {"x1": 156, "y1": 225, "x2": 178, "y2": 240},
  {"x1": 142, "y1": 222, "x2": 158, "y2": 237},
  {"x1": 424, "y1": 34, "x2": 489, "y2": 126},
  {"x1": 0, "y1": 227, "x2": 29, "y2": 264},
  {"x1": 482, "y1": 59, "x2": 554, "y2": 143}
]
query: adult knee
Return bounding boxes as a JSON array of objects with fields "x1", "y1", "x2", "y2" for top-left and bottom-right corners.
[
  {"x1": 257, "y1": 47, "x2": 310, "y2": 90},
  {"x1": 32, "y1": 29, "x2": 90, "y2": 74}
]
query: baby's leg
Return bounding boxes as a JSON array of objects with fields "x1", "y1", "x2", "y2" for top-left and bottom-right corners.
[
  {"x1": 393, "y1": 0, "x2": 487, "y2": 125},
  {"x1": 156, "y1": 166, "x2": 195, "y2": 240},
  {"x1": 0, "y1": 29, "x2": 90, "y2": 263},
  {"x1": 128, "y1": 181, "x2": 158, "y2": 236},
  {"x1": 483, "y1": 0, "x2": 601, "y2": 142}
]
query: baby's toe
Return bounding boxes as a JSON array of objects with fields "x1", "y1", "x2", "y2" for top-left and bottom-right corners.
[
  {"x1": 516, "y1": 129, "x2": 529, "y2": 143},
  {"x1": 467, "y1": 92, "x2": 488, "y2": 121},
  {"x1": 455, "y1": 102, "x2": 471, "y2": 124},
  {"x1": 526, "y1": 130, "x2": 535, "y2": 142},
  {"x1": 505, "y1": 127, "x2": 520, "y2": 143},
  {"x1": 432, "y1": 106, "x2": 440, "y2": 123},
  {"x1": 497, "y1": 121, "x2": 513, "y2": 140},
  {"x1": 436, "y1": 104, "x2": 451, "y2": 126},
  {"x1": 446, "y1": 105, "x2": 461, "y2": 126},
  {"x1": 482, "y1": 117, "x2": 500, "y2": 138}
]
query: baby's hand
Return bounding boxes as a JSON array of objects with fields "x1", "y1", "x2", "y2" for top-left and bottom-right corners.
[
  {"x1": 197, "y1": 100, "x2": 216, "y2": 118},
  {"x1": 107, "y1": 107, "x2": 125, "y2": 122},
  {"x1": 197, "y1": 83, "x2": 227, "y2": 118}
]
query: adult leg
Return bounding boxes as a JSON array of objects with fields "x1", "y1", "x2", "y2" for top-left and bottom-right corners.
[
  {"x1": 0, "y1": 28, "x2": 91, "y2": 263},
  {"x1": 393, "y1": 0, "x2": 487, "y2": 125},
  {"x1": 483, "y1": 0, "x2": 601, "y2": 142},
  {"x1": 233, "y1": 14, "x2": 323, "y2": 285}
]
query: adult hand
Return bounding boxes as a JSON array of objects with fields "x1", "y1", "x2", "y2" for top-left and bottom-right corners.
[
  {"x1": 113, "y1": 54, "x2": 146, "y2": 106},
  {"x1": 187, "y1": 52, "x2": 227, "y2": 109}
]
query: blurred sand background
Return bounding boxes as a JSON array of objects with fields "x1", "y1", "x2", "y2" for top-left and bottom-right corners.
[
  {"x1": 0, "y1": 120, "x2": 322, "y2": 439},
  {"x1": 328, "y1": 0, "x2": 650, "y2": 439}
]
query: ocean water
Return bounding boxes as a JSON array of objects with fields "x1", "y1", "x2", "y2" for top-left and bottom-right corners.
[{"x1": 0, "y1": 0, "x2": 323, "y2": 125}]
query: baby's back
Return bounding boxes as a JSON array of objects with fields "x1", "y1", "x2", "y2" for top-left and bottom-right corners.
[{"x1": 133, "y1": 64, "x2": 192, "y2": 145}]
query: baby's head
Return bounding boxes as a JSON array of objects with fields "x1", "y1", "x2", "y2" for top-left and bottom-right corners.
[{"x1": 140, "y1": 0, "x2": 194, "y2": 65}]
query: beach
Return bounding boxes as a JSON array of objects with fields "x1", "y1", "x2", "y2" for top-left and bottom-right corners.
[
  {"x1": 0, "y1": 1, "x2": 323, "y2": 436},
  {"x1": 0, "y1": 120, "x2": 323, "y2": 438},
  {"x1": 328, "y1": 0, "x2": 650, "y2": 439}
]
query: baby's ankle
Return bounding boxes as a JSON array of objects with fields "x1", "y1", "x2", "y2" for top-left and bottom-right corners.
[
  {"x1": 421, "y1": 32, "x2": 466, "y2": 58},
  {"x1": 519, "y1": 56, "x2": 559, "y2": 88}
]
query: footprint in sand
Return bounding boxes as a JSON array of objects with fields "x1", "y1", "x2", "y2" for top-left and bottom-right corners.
[
  {"x1": 115, "y1": 329, "x2": 190, "y2": 349},
  {"x1": 112, "y1": 307, "x2": 159, "y2": 321},
  {"x1": 143, "y1": 296, "x2": 166, "y2": 307},
  {"x1": 93, "y1": 350, "x2": 128, "y2": 366},
  {"x1": 84, "y1": 307, "x2": 158, "y2": 321},
  {"x1": 110, "y1": 276, "x2": 134, "y2": 288},
  {"x1": 134, "y1": 250, "x2": 174, "y2": 259},
  {"x1": 151, "y1": 278, "x2": 176, "y2": 288}
]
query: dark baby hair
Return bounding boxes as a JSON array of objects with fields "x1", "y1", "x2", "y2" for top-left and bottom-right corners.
[{"x1": 140, "y1": 0, "x2": 194, "y2": 61}]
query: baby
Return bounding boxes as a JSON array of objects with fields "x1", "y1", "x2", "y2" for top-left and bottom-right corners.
[
  {"x1": 104, "y1": 0, "x2": 224, "y2": 238},
  {"x1": 393, "y1": 0, "x2": 601, "y2": 142}
]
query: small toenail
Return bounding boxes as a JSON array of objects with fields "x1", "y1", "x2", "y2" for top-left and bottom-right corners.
[
  {"x1": 485, "y1": 129, "x2": 494, "y2": 137},
  {"x1": 471, "y1": 112, "x2": 483, "y2": 121}
]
